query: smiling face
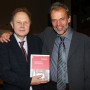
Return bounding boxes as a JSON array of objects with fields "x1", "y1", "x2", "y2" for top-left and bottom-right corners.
[
  {"x1": 51, "y1": 8, "x2": 71, "y2": 36},
  {"x1": 10, "y1": 12, "x2": 30, "y2": 40}
]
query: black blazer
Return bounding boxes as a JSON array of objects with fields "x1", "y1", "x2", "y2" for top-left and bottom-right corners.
[
  {"x1": 0, "y1": 34, "x2": 45, "y2": 90},
  {"x1": 39, "y1": 26, "x2": 90, "y2": 90}
]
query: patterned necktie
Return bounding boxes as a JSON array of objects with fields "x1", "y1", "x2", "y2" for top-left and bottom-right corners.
[
  {"x1": 19, "y1": 41, "x2": 27, "y2": 61},
  {"x1": 57, "y1": 37, "x2": 66, "y2": 90}
]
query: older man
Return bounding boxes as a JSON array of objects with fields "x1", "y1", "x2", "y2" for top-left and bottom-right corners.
[{"x1": 0, "y1": 8, "x2": 48, "y2": 90}]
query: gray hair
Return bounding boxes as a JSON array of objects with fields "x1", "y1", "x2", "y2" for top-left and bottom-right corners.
[{"x1": 50, "y1": 2, "x2": 70, "y2": 18}]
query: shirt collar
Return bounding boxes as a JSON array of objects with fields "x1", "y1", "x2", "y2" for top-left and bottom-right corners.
[{"x1": 14, "y1": 33, "x2": 27, "y2": 43}]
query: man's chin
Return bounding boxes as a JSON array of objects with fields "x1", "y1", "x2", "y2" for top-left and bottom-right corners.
[{"x1": 56, "y1": 31, "x2": 63, "y2": 35}]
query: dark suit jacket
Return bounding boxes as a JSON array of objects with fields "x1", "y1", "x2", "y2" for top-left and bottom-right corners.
[
  {"x1": 0, "y1": 34, "x2": 45, "y2": 90},
  {"x1": 39, "y1": 27, "x2": 90, "y2": 90}
]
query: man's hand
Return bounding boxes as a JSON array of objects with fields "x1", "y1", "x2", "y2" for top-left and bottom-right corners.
[
  {"x1": 0, "y1": 32, "x2": 11, "y2": 43},
  {"x1": 30, "y1": 75, "x2": 49, "y2": 85}
]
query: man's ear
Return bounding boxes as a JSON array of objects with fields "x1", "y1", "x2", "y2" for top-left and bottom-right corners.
[
  {"x1": 10, "y1": 21, "x2": 14, "y2": 29},
  {"x1": 68, "y1": 15, "x2": 71, "y2": 23}
]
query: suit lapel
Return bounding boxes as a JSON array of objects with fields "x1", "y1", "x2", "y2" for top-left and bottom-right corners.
[
  {"x1": 68, "y1": 31, "x2": 80, "y2": 61},
  {"x1": 48, "y1": 30, "x2": 57, "y2": 55},
  {"x1": 27, "y1": 35, "x2": 31, "y2": 63},
  {"x1": 10, "y1": 35, "x2": 28, "y2": 68},
  {"x1": 27, "y1": 34, "x2": 33, "y2": 73}
]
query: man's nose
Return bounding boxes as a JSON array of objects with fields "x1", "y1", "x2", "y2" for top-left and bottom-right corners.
[
  {"x1": 57, "y1": 20, "x2": 61, "y2": 26},
  {"x1": 21, "y1": 23, "x2": 24, "y2": 27}
]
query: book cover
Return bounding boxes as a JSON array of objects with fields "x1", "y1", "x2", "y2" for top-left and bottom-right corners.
[{"x1": 30, "y1": 54, "x2": 50, "y2": 81}]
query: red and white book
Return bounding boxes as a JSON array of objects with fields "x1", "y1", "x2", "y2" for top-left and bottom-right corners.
[{"x1": 30, "y1": 54, "x2": 50, "y2": 81}]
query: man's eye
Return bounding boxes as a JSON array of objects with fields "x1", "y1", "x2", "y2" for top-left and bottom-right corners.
[
  {"x1": 61, "y1": 18, "x2": 64, "y2": 20},
  {"x1": 52, "y1": 20, "x2": 57, "y2": 23},
  {"x1": 24, "y1": 22, "x2": 28, "y2": 24},
  {"x1": 17, "y1": 22, "x2": 20, "y2": 23}
]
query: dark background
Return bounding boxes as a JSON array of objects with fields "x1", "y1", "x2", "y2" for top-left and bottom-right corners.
[{"x1": 0, "y1": 0, "x2": 90, "y2": 36}]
